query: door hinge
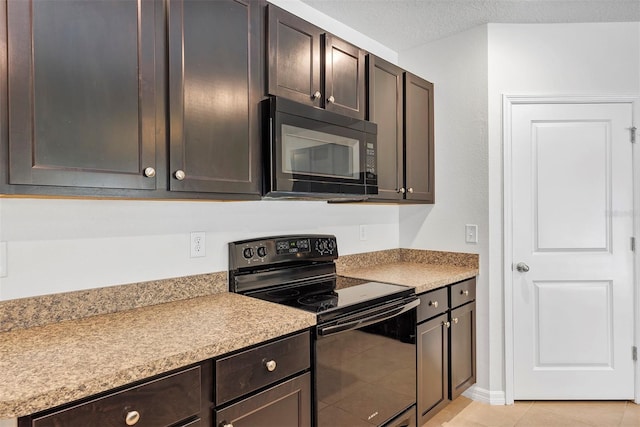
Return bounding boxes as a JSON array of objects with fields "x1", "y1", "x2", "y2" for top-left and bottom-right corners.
[
  {"x1": 633, "y1": 346, "x2": 637, "y2": 361},
  {"x1": 632, "y1": 126, "x2": 637, "y2": 144},
  {"x1": 631, "y1": 237, "x2": 636, "y2": 252}
]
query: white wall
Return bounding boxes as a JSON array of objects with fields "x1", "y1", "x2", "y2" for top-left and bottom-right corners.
[
  {"x1": 397, "y1": 21, "x2": 640, "y2": 403},
  {"x1": 0, "y1": 1, "x2": 402, "y2": 302},
  {"x1": 397, "y1": 25, "x2": 492, "y2": 399},
  {"x1": 0, "y1": 199, "x2": 398, "y2": 300}
]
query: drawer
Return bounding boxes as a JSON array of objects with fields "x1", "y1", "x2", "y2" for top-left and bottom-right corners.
[
  {"x1": 450, "y1": 277, "x2": 476, "y2": 308},
  {"x1": 417, "y1": 287, "x2": 448, "y2": 322},
  {"x1": 32, "y1": 366, "x2": 201, "y2": 427},
  {"x1": 215, "y1": 331, "x2": 310, "y2": 406}
]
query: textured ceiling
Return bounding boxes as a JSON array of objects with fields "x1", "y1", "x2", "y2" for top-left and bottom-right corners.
[{"x1": 300, "y1": 0, "x2": 640, "y2": 51}]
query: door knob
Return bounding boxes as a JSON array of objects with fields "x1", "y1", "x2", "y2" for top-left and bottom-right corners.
[{"x1": 515, "y1": 262, "x2": 530, "y2": 272}]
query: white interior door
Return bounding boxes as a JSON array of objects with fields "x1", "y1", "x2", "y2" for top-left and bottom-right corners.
[{"x1": 511, "y1": 101, "x2": 635, "y2": 399}]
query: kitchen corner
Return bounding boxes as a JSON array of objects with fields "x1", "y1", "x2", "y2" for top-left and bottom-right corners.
[{"x1": 0, "y1": 247, "x2": 477, "y2": 423}]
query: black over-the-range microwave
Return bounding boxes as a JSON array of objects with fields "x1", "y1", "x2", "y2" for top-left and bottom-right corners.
[{"x1": 262, "y1": 96, "x2": 378, "y2": 200}]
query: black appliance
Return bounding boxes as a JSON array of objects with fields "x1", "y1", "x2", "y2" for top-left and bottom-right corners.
[
  {"x1": 229, "y1": 235, "x2": 419, "y2": 427},
  {"x1": 262, "y1": 97, "x2": 378, "y2": 200}
]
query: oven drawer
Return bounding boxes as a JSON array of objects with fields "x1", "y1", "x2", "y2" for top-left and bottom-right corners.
[
  {"x1": 450, "y1": 278, "x2": 476, "y2": 308},
  {"x1": 31, "y1": 366, "x2": 201, "y2": 427},
  {"x1": 417, "y1": 287, "x2": 448, "y2": 322},
  {"x1": 215, "y1": 331, "x2": 310, "y2": 406}
]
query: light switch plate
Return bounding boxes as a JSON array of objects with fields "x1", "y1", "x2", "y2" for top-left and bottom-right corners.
[{"x1": 465, "y1": 224, "x2": 478, "y2": 243}]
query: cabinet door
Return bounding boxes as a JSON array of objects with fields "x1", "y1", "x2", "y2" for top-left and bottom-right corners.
[
  {"x1": 367, "y1": 55, "x2": 404, "y2": 200},
  {"x1": 417, "y1": 313, "x2": 449, "y2": 424},
  {"x1": 7, "y1": 0, "x2": 158, "y2": 190},
  {"x1": 449, "y1": 302, "x2": 476, "y2": 400},
  {"x1": 215, "y1": 373, "x2": 311, "y2": 427},
  {"x1": 168, "y1": 0, "x2": 261, "y2": 195},
  {"x1": 325, "y1": 35, "x2": 365, "y2": 119},
  {"x1": 267, "y1": 5, "x2": 322, "y2": 108},
  {"x1": 404, "y1": 72, "x2": 435, "y2": 202}
]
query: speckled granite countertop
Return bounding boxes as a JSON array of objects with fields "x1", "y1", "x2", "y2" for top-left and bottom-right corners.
[
  {"x1": 0, "y1": 292, "x2": 316, "y2": 419},
  {"x1": 337, "y1": 249, "x2": 479, "y2": 294}
]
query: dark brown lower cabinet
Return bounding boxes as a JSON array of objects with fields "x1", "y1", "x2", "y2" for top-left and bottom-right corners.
[
  {"x1": 214, "y1": 373, "x2": 311, "y2": 427},
  {"x1": 450, "y1": 301, "x2": 476, "y2": 400},
  {"x1": 417, "y1": 313, "x2": 449, "y2": 423}
]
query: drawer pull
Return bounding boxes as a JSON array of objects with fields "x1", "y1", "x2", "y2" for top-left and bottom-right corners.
[
  {"x1": 461, "y1": 290, "x2": 469, "y2": 296},
  {"x1": 429, "y1": 300, "x2": 438, "y2": 308},
  {"x1": 125, "y1": 410, "x2": 140, "y2": 426},
  {"x1": 265, "y1": 359, "x2": 277, "y2": 372}
]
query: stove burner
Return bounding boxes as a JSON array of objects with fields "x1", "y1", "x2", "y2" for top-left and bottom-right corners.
[{"x1": 297, "y1": 293, "x2": 339, "y2": 312}]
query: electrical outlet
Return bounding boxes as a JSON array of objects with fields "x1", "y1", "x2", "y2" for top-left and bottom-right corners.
[
  {"x1": 190, "y1": 232, "x2": 206, "y2": 258},
  {"x1": 359, "y1": 224, "x2": 368, "y2": 241},
  {"x1": 465, "y1": 224, "x2": 478, "y2": 244}
]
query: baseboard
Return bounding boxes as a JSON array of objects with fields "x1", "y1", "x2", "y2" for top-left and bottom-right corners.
[{"x1": 462, "y1": 385, "x2": 507, "y2": 405}]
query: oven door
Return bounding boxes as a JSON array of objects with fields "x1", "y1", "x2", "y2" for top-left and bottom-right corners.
[
  {"x1": 314, "y1": 297, "x2": 418, "y2": 427},
  {"x1": 264, "y1": 96, "x2": 377, "y2": 199}
]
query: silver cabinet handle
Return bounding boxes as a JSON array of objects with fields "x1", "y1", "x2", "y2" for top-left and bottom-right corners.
[
  {"x1": 443, "y1": 321, "x2": 450, "y2": 328},
  {"x1": 429, "y1": 300, "x2": 438, "y2": 308},
  {"x1": 312, "y1": 91, "x2": 321, "y2": 100},
  {"x1": 125, "y1": 410, "x2": 140, "y2": 426},
  {"x1": 327, "y1": 95, "x2": 335, "y2": 103},
  {"x1": 265, "y1": 359, "x2": 277, "y2": 372},
  {"x1": 453, "y1": 317, "x2": 459, "y2": 324},
  {"x1": 174, "y1": 170, "x2": 186, "y2": 181},
  {"x1": 516, "y1": 262, "x2": 530, "y2": 272},
  {"x1": 408, "y1": 187, "x2": 414, "y2": 193},
  {"x1": 461, "y1": 290, "x2": 469, "y2": 296},
  {"x1": 398, "y1": 188, "x2": 406, "y2": 194},
  {"x1": 143, "y1": 167, "x2": 155, "y2": 178},
  {"x1": 220, "y1": 422, "x2": 234, "y2": 427}
]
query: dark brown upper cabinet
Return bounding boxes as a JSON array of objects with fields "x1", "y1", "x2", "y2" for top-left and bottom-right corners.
[
  {"x1": 267, "y1": 5, "x2": 365, "y2": 119},
  {"x1": 6, "y1": 0, "x2": 159, "y2": 190},
  {"x1": 367, "y1": 55, "x2": 435, "y2": 203},
  {"x1": 168, "y1": 0, "x2": 262, "y2": 195}
]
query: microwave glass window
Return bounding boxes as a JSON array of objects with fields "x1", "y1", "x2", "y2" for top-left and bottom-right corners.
[{"x1": 282, "y1": 124, "x2": 360, "y2": 179}]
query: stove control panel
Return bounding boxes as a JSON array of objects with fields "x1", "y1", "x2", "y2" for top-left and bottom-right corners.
[{"x1": 229, "y1": 235, "x2": 338, "y2": 269}]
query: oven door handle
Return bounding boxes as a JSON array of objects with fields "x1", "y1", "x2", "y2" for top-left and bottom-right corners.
[{"x1": 317, "y1": 298, "x2": 419, "y2": 337}]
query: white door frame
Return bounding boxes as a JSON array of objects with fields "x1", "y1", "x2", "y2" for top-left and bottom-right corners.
[{"x1": 503, "y1": 95, "x2": 640, "y2": 404}]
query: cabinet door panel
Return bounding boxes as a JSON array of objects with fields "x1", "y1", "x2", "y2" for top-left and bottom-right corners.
[
  {"x1": 404, "y1": 73, "x2": 434, "y2": 202},
  {"x1": 417, "y1": 313, "x2": 449, "y2": 423},
  {"x1": 168, "y1": 0, "x2": 261, "y2": 194},
  {"x1": 215, "y1": 373, "x2": 311, "y2": 427},
  {"x1": 367, "y1": 55, "x2": 403, "y2": 200},
  {"x1": 267, "y1": 5, "x2": 321, "y2": 108},
  {"x1": 325, "y1": 35, "x2": 365, "y2": 119},
  {"x1": 450, "y1": 302, "x2": 476, "y2": 399},
  {"x1": 8, "y1": 0, "x2": 157, "y2": 189}
]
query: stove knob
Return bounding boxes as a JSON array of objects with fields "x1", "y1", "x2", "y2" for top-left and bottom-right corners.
[
  {"x1": 243, "y1": 247, "x2": 254, "y2": 259},
  {"x1": 257, "y1": 246, "x2": 267, "y2": 258},
  {"x1": 328, "y1": 239, "x2": 336, "y2": 252}
]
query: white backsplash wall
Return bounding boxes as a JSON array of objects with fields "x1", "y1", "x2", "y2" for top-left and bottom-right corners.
[{"x1": 0, "y1": 198, "x2": 399, "y2": 300}]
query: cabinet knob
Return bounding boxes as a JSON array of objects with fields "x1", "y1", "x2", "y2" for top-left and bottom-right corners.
[
  {"x1": 327, "y1": 95, "x2": 335, "y2": 103},
  {"x1": 407, "y1": 187, "x2": 414, "y2": 193},
  {"x1": 125, "y1": 410, "x2": 140, "y2": 426},
  {"x1": 174, "y1": 170, "x2": 186, "y2": 181},
  {"x1": 429, "y1": 300, "x2": 438, "y2": 308},
  {"x1": 143, "y1": 167, "x2": 155, "y2": 178},
  {"x1": 461, "y1": 290, "x2": 469, "y2": 296},
  {"x1": 443, "y1": 321, "x2": 451, "y2": 328},
  {"x1": 220, "y1": 422, "x2": 234, "y2": 427},
  {"x1": 453, "y1": 317, "x2": 459, "y2": 324},
  {"x1": 265, "y1": 359, "x2": 277, "y2": 372},
  {"x1": 312, "y1": 91, "x2": 321, "y2": 100},
  {"x1": 398, "y1": 188, "x2": 406, "y2": 194}
]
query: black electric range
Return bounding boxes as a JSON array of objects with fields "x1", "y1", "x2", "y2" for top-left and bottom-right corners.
[{"x1": 229, "y1": 235, "x2": 419, "y2": 427}]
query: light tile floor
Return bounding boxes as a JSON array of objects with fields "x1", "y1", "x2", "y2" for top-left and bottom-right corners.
[{"x1": 423, "y1": 397, "x2": 640, "y2": 427}]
